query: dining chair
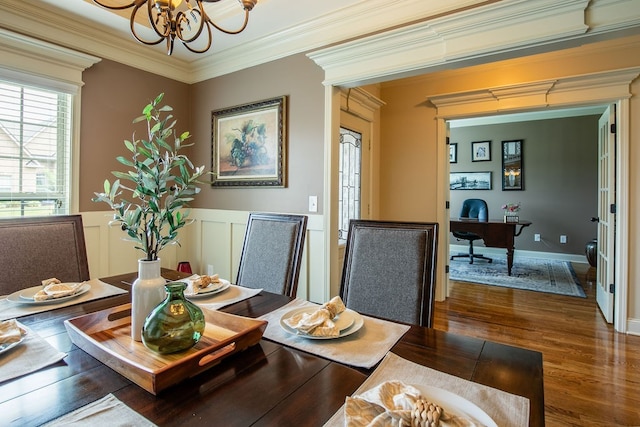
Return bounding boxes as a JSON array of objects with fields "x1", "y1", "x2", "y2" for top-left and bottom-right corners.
[
  {"x1": 339, "y1": 219, "x2": 439, "y2": 327},
  {"x1": 450, "y1": 198, "x2": 493, "y2": 264},
  {"x1": 235, "y1": 212, "x2": 308, "y2": 297},
  {"x1": 0, "y1": 214, "x2": 90, "y2": 296}
]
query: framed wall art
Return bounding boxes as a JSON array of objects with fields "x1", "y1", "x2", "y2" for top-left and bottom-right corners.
[
  {"x1": 211, "y1": 96, "x2": 287, "y2": 187},
  {"x1": 449, "y1": 143, "x2": 458, "y2": 163},
  {"x1": 450, "y1": 172, "x2": 492, "y2": 190},
  {"x1": 472, "y1": 140, "x2": 491, "y2": 162},
  {"x1": 502, "y1": 139, "x2": 523, "y2": 190}
]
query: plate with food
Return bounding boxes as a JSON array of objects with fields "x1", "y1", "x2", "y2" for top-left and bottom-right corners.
[
  {"x1": 6, "y1": 282, "x2": 91, "y2": 305},
  {"x1": 183, "y1": 275, "x2": 231, "y2": 298},
  {"x1": 280, "y1": 307, "x2": 364, "y2": 340}
]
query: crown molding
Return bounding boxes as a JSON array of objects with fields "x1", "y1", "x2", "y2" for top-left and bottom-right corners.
[
  {"x1": 308, "y1": 0, "x2": 640, "y2": 87},
  {"x1": 0, "y1": 0, "x2": 191, "y2": 82},
  {"x1": 2, "y1": 0, "x2": 639, "y2": 85}
]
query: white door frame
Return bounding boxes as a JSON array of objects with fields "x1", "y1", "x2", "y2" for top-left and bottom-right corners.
[{"x1": 428, "y1": 68, "x2": 639, "y2": 332}]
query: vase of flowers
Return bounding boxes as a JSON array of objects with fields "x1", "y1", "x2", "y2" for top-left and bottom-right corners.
[
  {"x1": 502, "y1": 202, "x2": 520, "y2": 223},
  {"x1": 92, "y1": 93, "x2": 206, "y2": 341}
]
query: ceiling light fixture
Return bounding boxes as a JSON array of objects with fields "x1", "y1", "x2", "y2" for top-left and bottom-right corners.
[{"x1": 92, "y1": 0, "x2": 258, "y2": 55}]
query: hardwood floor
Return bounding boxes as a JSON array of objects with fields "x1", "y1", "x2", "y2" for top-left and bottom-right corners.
[{"x1": 434, "y1": 263, "x2": 640, "y2": 426}]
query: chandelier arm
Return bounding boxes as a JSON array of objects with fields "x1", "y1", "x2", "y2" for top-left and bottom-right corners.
[
  {"x1": 205, "y1": 10, "x2": 250, "y2": 35},
  {"x1": 175, "y1": 10, "x2": 207, "y2": 44},
  {"x1": 182, "y1": 23, "x2": 213, "y2": 54},
  {"x1": 128, "y1": 2, "x2": 165, "y2": 46}
]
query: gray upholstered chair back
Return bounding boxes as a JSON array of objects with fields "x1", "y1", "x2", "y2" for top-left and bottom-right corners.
[
  {"x1": 0, "y1": 215, "x2": 90, "y2": 295},
  {"x1": 235, "y1": 213, "x2": 308, "y2": 297},
  {"x1": 339, "y1": 220, "x2": 438, "y2": 327}
]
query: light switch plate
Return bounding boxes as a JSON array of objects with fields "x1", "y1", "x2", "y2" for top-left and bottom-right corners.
[{"x1": 309, "y1": 196, "x2": 318, "y2": 213}]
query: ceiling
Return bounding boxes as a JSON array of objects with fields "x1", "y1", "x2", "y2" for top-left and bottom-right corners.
[{"x1": 39, "y1": 0, "x2": 364, "y2": 61}]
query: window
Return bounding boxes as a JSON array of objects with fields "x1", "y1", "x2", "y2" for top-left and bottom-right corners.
[
  {"x1": 0, "y1": 82, "x2": 71, "y2": 217},
  {"x1": 338, "y1": 126, "x2": 362, "y2": 240}
]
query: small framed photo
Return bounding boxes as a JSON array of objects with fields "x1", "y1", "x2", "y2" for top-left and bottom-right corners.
[
  {"x1": 472, "y1": 140, "x2": 491, "y2": 162},
  {"x1": 449, "y1": 143, "x2": 458, "y2": 163}
]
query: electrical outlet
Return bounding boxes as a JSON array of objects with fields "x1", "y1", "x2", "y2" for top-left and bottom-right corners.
[
  {"x1": 207, "y1": 264, "x2": 215, "y2": 275},
  {"x1": 560, "y1": 235, "x2": 567, "y2": 244},
  {"x1": 534, "y1": 233, "x2": 541, "y2": 242},
  {"x1": 308, "y1": 195, "x2": 318, "y2": 213}
]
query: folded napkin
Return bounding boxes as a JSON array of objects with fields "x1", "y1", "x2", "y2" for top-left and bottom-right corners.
[
  {"x1": 0, "y1": 321, "x2": 67, "y2": 384},
  {"x1": 0, "y1": 318, "x2": 25, "y2": 344},
  {"x1": 184, "y1": 274, "x2": 222, "y2": 295},
  {"x1": 283, "y1": 296, "x2": 346, "y2": 337},
  {"x1": 345, "y1": 381, "x2": 480, "y2": 427},
  {"x1": 34, "y1": 281, "x2": 84, "y2": 301}
]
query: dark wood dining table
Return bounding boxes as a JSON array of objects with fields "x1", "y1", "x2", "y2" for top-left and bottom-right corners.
[{"x1": 0, "y1": 270, "x2": 544, "y2": 426}]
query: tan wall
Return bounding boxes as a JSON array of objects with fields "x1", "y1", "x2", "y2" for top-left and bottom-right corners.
[
  {"x1": 189, "y1": 53, "x2": 326, "y2": 214},
  {"x1": 79, "y1": 59, "x2": 190, "y2": 212},
  {"x1": 377, "y1": 35, "x2": 640, "y2": 324}
]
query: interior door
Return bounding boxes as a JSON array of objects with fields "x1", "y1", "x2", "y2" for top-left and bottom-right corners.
[{"x1": 596, "y1": 105, "x2": 616, "y2": 323}]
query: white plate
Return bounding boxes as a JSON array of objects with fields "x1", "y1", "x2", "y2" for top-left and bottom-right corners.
[
  {"x1": 413, "y1": 384, "x2": 497, "y2": 427},
  {"x1": 0, "y1": 327, "x2": 27, "y2": 355},
  {"x1": 280, "y1": 307, "x2": 364, "y2": 340},
  {"x1": 184, "y1": 279, "x2": 231, "y2": 298},
  {"x1": 6, "y1": 283, "x2": 91, "y2": 305}
]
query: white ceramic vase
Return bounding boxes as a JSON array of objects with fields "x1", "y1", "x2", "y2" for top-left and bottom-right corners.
[{"x1": 131, "y1": 258, "x2": 166, "y2": 342}]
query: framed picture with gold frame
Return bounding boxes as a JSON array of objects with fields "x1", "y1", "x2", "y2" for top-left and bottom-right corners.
[{"x1": 211, "y1": 96, "x2": 287, "y2": 187}]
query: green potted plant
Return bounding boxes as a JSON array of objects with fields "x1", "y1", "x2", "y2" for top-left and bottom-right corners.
[{"x1": 92, "y1": 93, "x2": 205, "y2": 341}]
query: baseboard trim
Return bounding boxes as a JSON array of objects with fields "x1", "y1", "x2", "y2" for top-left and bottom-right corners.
[{"x1": 626, "y1": 318, "x2": 640, "y2": 336}]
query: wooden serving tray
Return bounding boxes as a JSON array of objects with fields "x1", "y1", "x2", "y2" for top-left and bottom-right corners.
[{"x1": 64, "y1": 304, "x2": 267, "y2": 395}]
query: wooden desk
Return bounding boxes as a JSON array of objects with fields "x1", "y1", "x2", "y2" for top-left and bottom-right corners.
[
  {"x1": 450, "y1": 218, "x2": 532, "y2": 275},
  {"x1": 0, "y1": 272, "x2": 544, "y2": 426}
]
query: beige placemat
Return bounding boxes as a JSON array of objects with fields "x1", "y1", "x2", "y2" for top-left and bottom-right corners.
[
  {"x1": 42, "y1": 393, "x2": 157, "y2": 426},
  {"x1": 259, "y1": 299, "x2": 410, "y2": 369},
  {"x1": 193, "y1": 284, "x2": 263, "y2": 311},
  {"x1": 324, "y1": 352, "x2": 530, "y2": 427},
  {"x1": 0, "y1": 321, "x2": 67, "y2": 383},
  {"x1": 0, "y1": 279, "x2": 128, "y2": 321}
]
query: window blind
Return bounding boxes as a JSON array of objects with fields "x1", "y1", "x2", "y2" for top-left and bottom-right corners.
[{"x1": 0, "y1": 80, "x2": 71, "y2": 217}]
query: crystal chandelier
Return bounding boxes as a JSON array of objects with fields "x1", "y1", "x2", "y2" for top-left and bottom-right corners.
[{"x1": 92, "y1": 0, "x2": 258, "y2": 55}]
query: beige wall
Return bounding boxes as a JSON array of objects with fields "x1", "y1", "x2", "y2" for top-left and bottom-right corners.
[
  {"x1": 450, "y1": 115, "x2": 599, "y2": 255},
  {"x1": 377, "y1": 35, "x2": 640, "y2": 325},
  {"x1": 189, "y1": 53, "x2": 326, "y2": 215},
  {"x1": 79, "y1": 59, "x2": 191, "y2": 212}
]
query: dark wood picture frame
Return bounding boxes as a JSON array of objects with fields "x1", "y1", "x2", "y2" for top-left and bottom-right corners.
[
  {"x1": 502, "y1": 139, "x2": 523, "y2": 190},
  {"x1": 472, "y1": 140, "x2": 491, "y2": 162},
  {"x1": 211, "y1": 96, "x2": 287, "y2": 187},
  {"x1": 449, "y1": 143, "x2": 458, "y2": 163}
]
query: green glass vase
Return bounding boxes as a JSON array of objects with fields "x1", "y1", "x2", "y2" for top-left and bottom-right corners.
[{"x1": 142, "y1": 282, "x2": 206, "y2": 354}]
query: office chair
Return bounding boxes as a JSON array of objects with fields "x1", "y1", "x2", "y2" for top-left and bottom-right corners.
[
  {"x1": 236, "y1": 212, "x2": 308, "y2": 297},
  {"x1": 339, "y1": 220, "x2": 438, "y2": 327},
  {"x1": 450, "y1": 198, "x2": 493, "y2": 264}
]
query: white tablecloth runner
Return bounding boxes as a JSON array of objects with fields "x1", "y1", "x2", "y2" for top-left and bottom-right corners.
[
  {"x1": 0, "y1": 279, "x2": 128, "y2": 321},
  {"x1": 0, "y1": 321, "x2": 67, "y2": 383},
  {"x1": 42, "y1": 394, "x2": 156, "y2": 426},
  {"x1": 193, "y1": 284, "x2": 263, "y2": 311},
  {"x1": 258, "y1": 299, "x2": 410, "y2": 369},
  {"x1": 324, "y1": 352, "x2": 530, "y2": 426}
]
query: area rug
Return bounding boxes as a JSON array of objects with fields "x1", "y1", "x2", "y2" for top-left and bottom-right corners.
[{"x1": 449, "y1": 257, "x2": 586, "y2": 297}]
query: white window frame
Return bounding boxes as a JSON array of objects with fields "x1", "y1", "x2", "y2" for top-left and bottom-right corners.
[{"x1": 0, "y1": 28, "x2": 100, "y2": 213}]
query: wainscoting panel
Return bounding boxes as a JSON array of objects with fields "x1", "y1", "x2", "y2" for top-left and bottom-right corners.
[{"x1": 81, "y1": 210, "x2": 326, "y2": 302}]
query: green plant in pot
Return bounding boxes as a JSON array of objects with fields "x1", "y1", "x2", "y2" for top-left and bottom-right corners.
[{"x1": 92, "y1": 93, "x2": 205, "y2": 342}]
